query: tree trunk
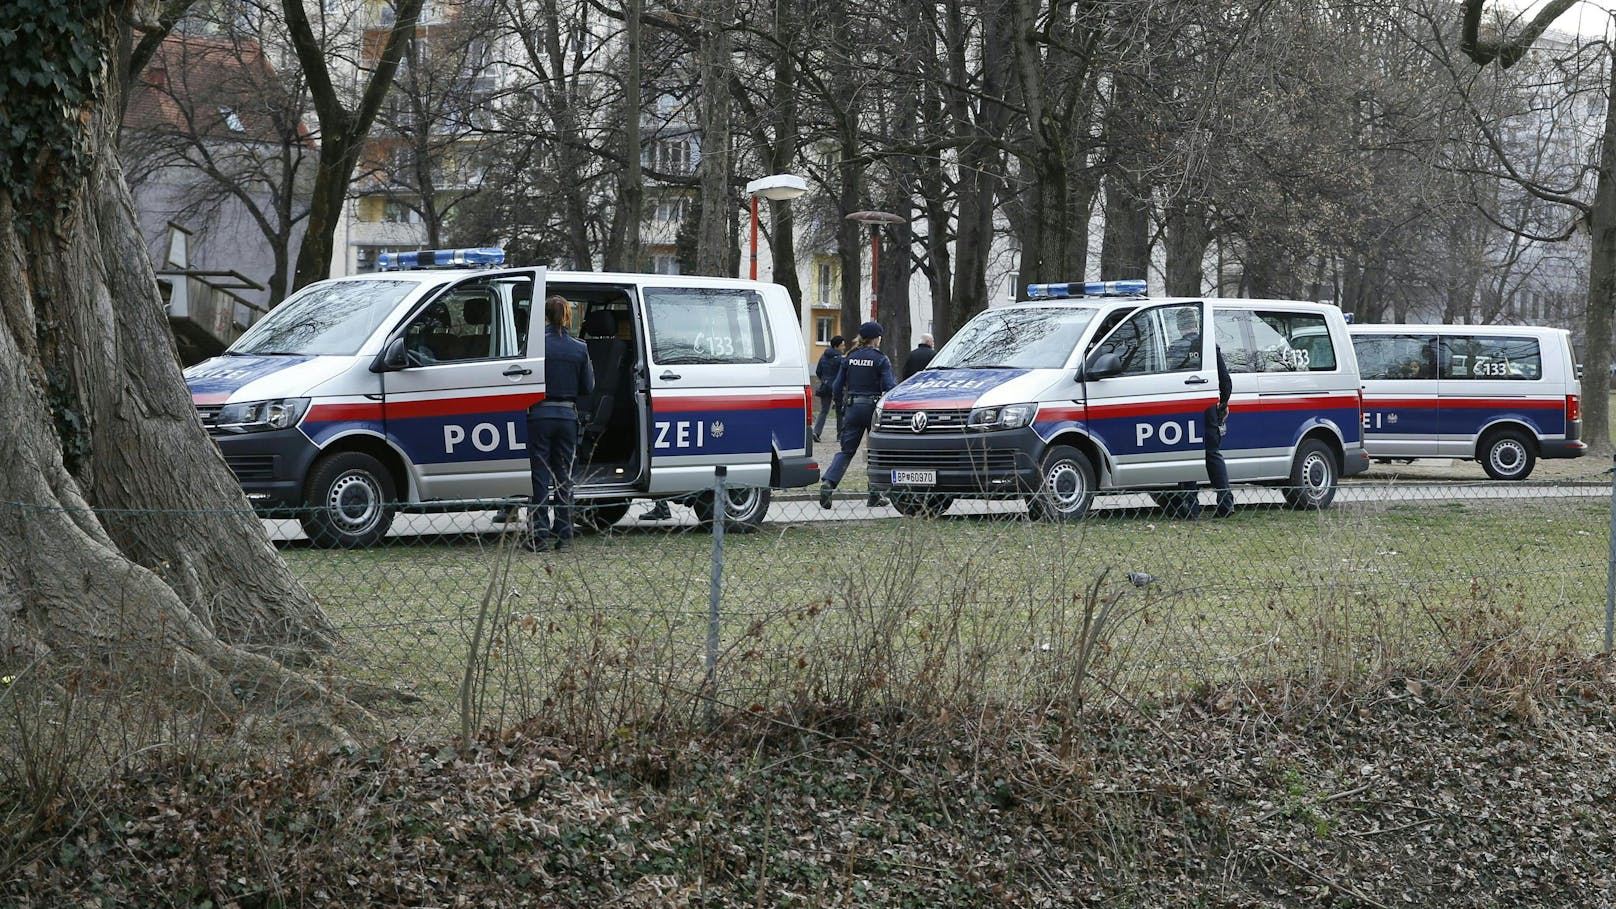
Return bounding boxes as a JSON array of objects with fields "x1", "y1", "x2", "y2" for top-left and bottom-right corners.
[
  {"x1": 285, "y1": 0, "x2": 424, "y2": 289},
  {"x1": 1579, "y1": 59, "x2": 1616, "y2": 455},
  {"x1": 604, "y1": 0, "x2": 644, "y2": 272},
  {"x1": 2, "y1": 4, "x2": 365, "y2": 742},
  {"x1": 1164, "y1": 202, "x2": 1210, "y2": 297},
  {"x1": 946, "y1": 0, "x2": 1013, "y2": 338},
  {"x1": 694, "y1": 0, "x2": 736, "y2": 276}
]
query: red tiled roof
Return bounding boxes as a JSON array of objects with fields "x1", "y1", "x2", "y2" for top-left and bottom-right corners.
[{"x1": 126, "y1": 32, "x2": 311, "y2": 146}]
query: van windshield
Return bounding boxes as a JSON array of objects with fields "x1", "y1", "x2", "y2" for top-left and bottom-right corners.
[
  {"x1": 229, "y1": 280, "x2": 417, "y2": 356},
  {"x1": 930, "y1": 306, "x2": 1097, "y2": 370}
]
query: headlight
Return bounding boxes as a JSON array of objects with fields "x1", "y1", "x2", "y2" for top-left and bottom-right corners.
[
  {"x1": 214, "y1": 397, "x2": 310, "y2": 433},
  {"x1": 967, "y1": 402, "x2": 1037, "y2": 430}
]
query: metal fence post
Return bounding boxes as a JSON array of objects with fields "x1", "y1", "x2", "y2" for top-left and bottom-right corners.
[
  {"x1": 1606, "y1": 453, "x2": 1615, "y2": 654},
  {"x1": 705, "y1": 466, "x2": 726, "y2": 718}
]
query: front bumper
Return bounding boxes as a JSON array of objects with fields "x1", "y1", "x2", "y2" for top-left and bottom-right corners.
[
  {"x1": 207, "y1": 427, "x2": 321, "y2": 510},
  {"x1": 866, "y1": 428, "x2": 1045, "y2": 494}
]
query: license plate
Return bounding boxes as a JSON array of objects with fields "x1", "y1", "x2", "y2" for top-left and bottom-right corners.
[{"x1": 892, "y1": 469, "x2": 936, "y2": 486}]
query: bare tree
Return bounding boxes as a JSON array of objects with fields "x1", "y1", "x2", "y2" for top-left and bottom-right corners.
[
  {"x1": 120, "y1": 12, "x2": 313, "y2": 305},
  {"x1": 283, "y1": 0, "x2": 425, "y2": 289},
  {"x1": 1456, "y1": 0, "x2": 1611, "y2": 452},
  {"x1": 2, "y1": 2, "x2": 365, "y2": 741}
]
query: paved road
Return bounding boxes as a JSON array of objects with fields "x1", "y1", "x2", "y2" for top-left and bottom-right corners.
[{"x1": 264, "y1": 461, "x2": 1611, "y2": 544}]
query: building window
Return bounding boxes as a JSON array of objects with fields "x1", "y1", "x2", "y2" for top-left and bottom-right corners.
[
  {"x1": 1006, "y1": 271, "x2": 1019, "y2": 302},
  {"x1": 219, "y1": 107, "x2": 246, "y2": 132},
  {"x1": 651, "y1": 253, "x2": 680, "y2": 275},
  {"x1": 384, "y1": 199, "x2": 416, "y2": 223},
  {"x1": 816, "y1": 316, "x2": 835, "y2": 344},
  {"x1": 654, "y1": 196, "x2": 688, "y2": 222},
  {"x1": 654, "y1": 137, "x2": 693, "y2": 176},
  {"x1": 817, "y1": 262, "x2": 833, "y2": 308}
]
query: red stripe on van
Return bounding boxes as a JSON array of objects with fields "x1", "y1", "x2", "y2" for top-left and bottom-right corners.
[
  {"x1": 306, "y1": 391, "x2": 546, "y2": 423},
  {"x1": 1084, "y1": 397, "x2": 1220, "y2": 419},
  {"x1": 655, "y1": 393, "x2": 804, "y2": 412},
  {"x1": 1247, "y1": 394, "x2": 1361, "y2": 412},
  {"x1": 192, "y1": 393, "x2": 229, "y2": 406}
]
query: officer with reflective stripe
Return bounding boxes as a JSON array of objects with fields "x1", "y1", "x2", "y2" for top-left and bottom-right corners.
[{"x1": 820, "y1": 321, "x2": 897, "y2": 509}]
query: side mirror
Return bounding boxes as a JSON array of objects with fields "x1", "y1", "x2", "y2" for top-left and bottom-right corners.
[
  {"x1": 1079, "y1": 351, "x2": 1123, "y2": 381},
  {"x1": 373, "y1": 337, "x2": 409, "y2": 372}
]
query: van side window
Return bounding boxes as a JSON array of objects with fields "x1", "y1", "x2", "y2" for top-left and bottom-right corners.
[
  {"x1": 1214, "y1": 309, "x2": 1259, "y2": 373},
  {"x1": 1254, "y1": 311, "x2": 1337, "y2": 371},
  {"x1": 404, "y1": 281, "x2": 521, "y2": 365},
  {"x1": 1442, "y1": 336, "x2": 1542, "y2": 380},
  {"x1": 645, "y1": 288, "x2": 774, "y2": 364},
  {"x1": 1096, "y1": 305, "x2": 1192, "y2": 377},
  {"x1": 1354, "y1": 335, "x2": 1434, "y2": 380}
]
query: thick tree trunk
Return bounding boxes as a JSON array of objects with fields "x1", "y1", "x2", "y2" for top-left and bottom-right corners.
[
  {"x1": 2, "y1": 5, "x2": 364, "y2": 741},
  {"x1": 604, "y1": 0, "x2": 643, "y2": 272},
  {"x1": 694, "y1": 0, "x2": 736, "y2": 276},
  {"x1": 1164, "y1": 203, "x2": 1210, "y2": 297},
  {"x1": 1578, "y1": 59, "x2": 1616, "y2": 455}
]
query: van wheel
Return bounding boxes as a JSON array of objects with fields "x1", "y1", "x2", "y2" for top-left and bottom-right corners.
[
  {"x1": 1027, "y1": 445, "x2": 1095, "y2": 522},
  {"x1": 576, "y1": 500, "x2": 630, "y2": 534},
  {"x1": 1282, "y1": 439, "x2": 1337, "y2": 510},
  {"x1": 300, "y1": 452, "x2": 395, "y2": 548},
  {"x1": 1480, "y1": 429, "x2": 1535, "y2": 481},
  {"x1": 890, "y1": 492, "x2": 954, "y2": 518},
  {"x1": 695, "y1": 486, "x2": 771, "y2": 532}
]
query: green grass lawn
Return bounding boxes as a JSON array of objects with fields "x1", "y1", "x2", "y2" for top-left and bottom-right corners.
[{"x1": 282, "y1": 494, "x2": 1611, "y2": 737}]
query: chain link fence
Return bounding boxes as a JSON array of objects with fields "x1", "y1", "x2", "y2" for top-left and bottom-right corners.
[{"x1": 6, "y1": 467, "x2": 1612, "y2": 743}]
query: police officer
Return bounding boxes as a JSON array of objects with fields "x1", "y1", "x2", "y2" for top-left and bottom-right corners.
[
  {"x1": 1172, "y1": 343, "x2": 1234, "y2": 519},
  {"x1": 812, "y1": 335, "x2": 846, "y2": 443},
  {"x1": 527, "y1": 294, "x2": 595, "y2": 551},
  {"x1": 819, "y1": 321, "x2": 897, "y2": 509}
]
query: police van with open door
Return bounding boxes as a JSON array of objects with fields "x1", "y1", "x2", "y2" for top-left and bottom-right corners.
[
  {"x1": 1350, "y1": 323, "x2": 1584, "y2": 480},
  {"x1": 184, "y1": 248, "x2": 818, "y2": 546},
  {"x1": 867, "y1": 281, "x2": 1369, "y2": 517}
]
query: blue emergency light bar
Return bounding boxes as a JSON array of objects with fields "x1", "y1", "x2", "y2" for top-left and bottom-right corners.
[
  {"x1": 1025, "y1": 279, "x2": 1148, "y2": 299},
  {"x1": 377, "y1": 247, "x2": 506, "y2": 271}
]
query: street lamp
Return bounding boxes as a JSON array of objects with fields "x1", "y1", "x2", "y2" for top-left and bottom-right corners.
[
  {"x1": 744, "y1": 174, "x2": 808, "y2": 280},
  {"x1": 845, "y1": 210, "x2": 905, "y2": 320}
]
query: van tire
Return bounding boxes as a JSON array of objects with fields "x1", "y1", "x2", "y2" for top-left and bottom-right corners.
[
  {"x1": 300, "y1": 452, "x2": 396, "y2": 548},
  {"x1": 1480, "y1": 429, "x2": 1535, "y2": 481},
  {"x1": 1282, "y1": 439, "x2": 1337, "y2": 510},
  {"x1": 1028, "y1": 445, "x2": 1095, "y2": 522},
  {"x1": 890, "y1": 492, "x2": 954, "y2": 518},
  {"x1": 576, "y1": 500, "x2": 631, "y2": 534},
  {"x1": 695, "y1": 486, "x2": 771, "y2": 532}
]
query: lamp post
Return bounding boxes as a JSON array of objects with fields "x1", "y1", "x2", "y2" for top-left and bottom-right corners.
[
  {"x1": 744, "y1": 174, "x2": 808, "y2": 280},
  {"x1": 845, "y1": 210, "x2": 905, "y2": 320}
]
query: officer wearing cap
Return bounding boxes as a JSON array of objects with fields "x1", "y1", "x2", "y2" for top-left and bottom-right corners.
[{"x1": 819, "y1": 321, "x2": 897, "y2": 509}]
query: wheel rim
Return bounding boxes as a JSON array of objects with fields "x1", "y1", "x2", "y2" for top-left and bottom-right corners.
[
  {"x1": 325, "y1": 471, "x2": 383, "y2": 532},
  {"x1": 722, "y1": 487, "x2": 764, "y2": 521},
  {"x1": 1299, "y1": 452, "x2": 1332, "y2": 502},
  {"x1": 1042, "y1": 459, "x2": 1087, "y2": 513},
  {"x1": 1490, "y1": 439, "x2": 1526, "y2": 476}
]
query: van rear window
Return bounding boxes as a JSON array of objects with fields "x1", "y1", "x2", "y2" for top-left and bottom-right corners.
[
  {"x1": 645, "y1": 288, "x2": 773, "y2": 364},
  {"x1": 1440, "y1": 336, "x2": 1542, "y2": 380}
]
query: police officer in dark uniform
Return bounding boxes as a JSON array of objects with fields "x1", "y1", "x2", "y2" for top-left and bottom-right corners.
[
  {"x1": 819, "y1": 321, "x2": 897, "y2": 509},
  {"x1": 1172, "y1": 343, "x2": 1234, "y2": 518},
  {"x1": 527, "y1": 294, "x2": 595, "y2": 551}
]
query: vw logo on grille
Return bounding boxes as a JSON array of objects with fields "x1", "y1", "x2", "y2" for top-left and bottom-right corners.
[{"x1": 910, "y1": 411, "x2": 929, "y2": 433}]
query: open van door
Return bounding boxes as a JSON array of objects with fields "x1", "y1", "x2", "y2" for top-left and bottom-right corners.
[{"x1": 378, "y1": 267, "x2": 547, "y2": 501}]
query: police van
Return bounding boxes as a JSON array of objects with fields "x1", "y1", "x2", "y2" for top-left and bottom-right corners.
[
  {"x1": 185, "y1": 248, "x2": 818, "y2": 546},
  {"x1": 867, "y1": 281, "x2": 1369, "y2": 517},
  {"x1": 1349, "y1": 323, "x2": 1584, "y2": 480}
]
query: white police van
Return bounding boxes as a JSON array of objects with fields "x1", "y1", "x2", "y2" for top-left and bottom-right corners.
[
  {"x1": 185, "y1": 248, "x2": 818, "y2": 546},
  {"x1": 867, "y1": 281, "x2": 1369, "y2": 517},
  {"x1": 1349, "y1": 323, "x2": 1584, "y2": 480}
]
